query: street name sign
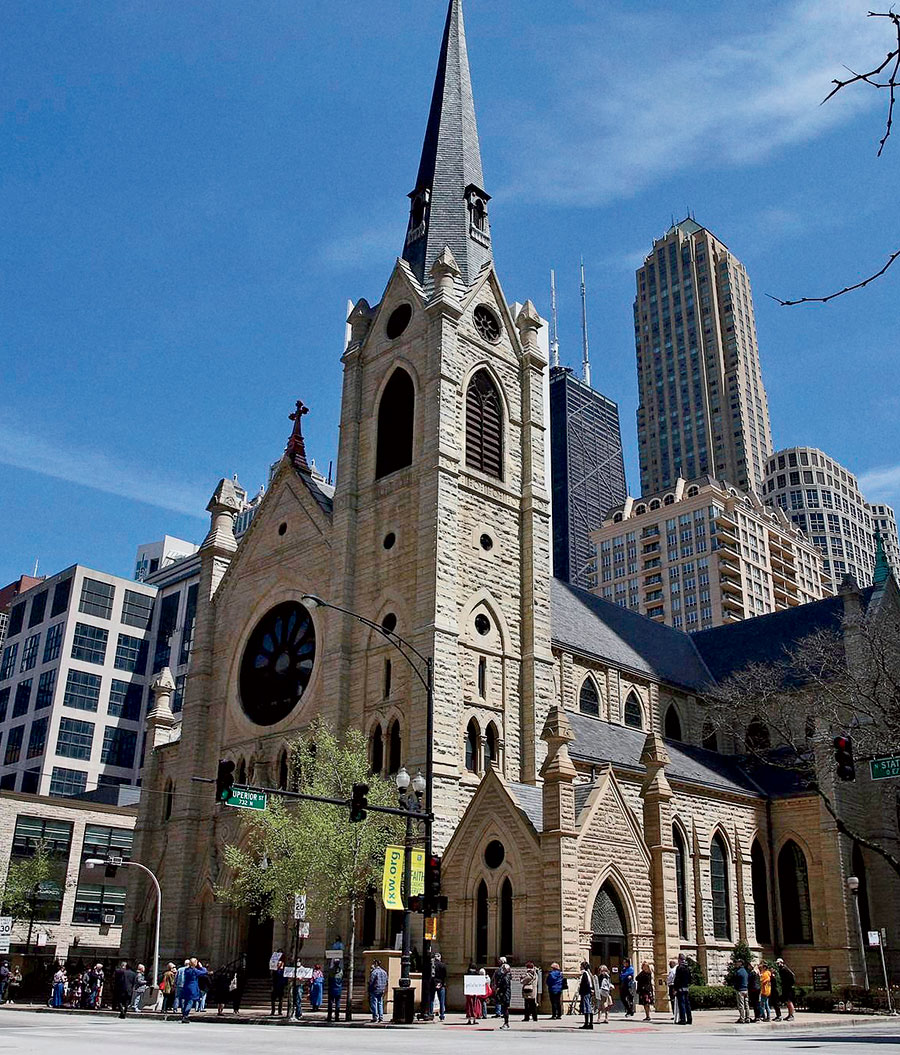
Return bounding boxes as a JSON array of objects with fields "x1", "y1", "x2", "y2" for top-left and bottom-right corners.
[
  {"x1": 225, "y1": 786, "x2": 268, "y2": 811},
  {"x1": 870, "y1": 756, "x2": 900, "y2": 780}
]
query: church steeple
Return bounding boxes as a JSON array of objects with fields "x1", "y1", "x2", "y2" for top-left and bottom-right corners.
[
  {"x1": 402, "y1": 0, "x2": 492, "y2": 287},
  {"x1": 873, "y1": 530, "x2": 891, "y2": 586}
]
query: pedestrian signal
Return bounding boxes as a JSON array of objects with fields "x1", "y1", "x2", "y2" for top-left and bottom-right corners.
[
  {"x1": 350, "y1": 782, "x2": 369, "y2": 822},
  {"x1": 216, "y1": 759, "x2": 236, "y2": 803}
]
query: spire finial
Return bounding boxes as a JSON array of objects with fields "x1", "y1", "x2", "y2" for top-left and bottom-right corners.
[
  {"x1": 402, "y1": 0, "x2": 491, "y2": 287},
  {"x1": 873, "y1": 530, "x2": 891, "y2": 586},
  {"x1": 580, "y1": 258, "x2": 591, "y2": 386},
  {"x1": 286, "y1": 400, "x2": 310, "y2": 472}
]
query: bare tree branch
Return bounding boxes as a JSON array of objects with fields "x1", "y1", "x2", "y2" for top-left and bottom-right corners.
[
  {"x1": 814, "y1": 784, "x2": 900, "y2": 877},
  {"x1": 767, "y1": 248, "x2": 900, "y2": 306}
]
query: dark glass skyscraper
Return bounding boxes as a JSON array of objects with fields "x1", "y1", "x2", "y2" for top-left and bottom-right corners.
[{"x1": 550, "y1": 366, "x2": 627, "y2": 589}]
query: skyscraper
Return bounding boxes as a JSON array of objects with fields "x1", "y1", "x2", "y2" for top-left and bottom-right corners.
[
  {"x1": 550, "y1": 367, "x2": 626, "y2": 590},
  {"x1": 635, "y1": 219, "x2": 773, "y2": 496}
]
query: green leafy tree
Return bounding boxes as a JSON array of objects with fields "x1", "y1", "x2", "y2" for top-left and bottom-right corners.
[
  {"x1": 723, "y1": 939, "x2": 754, "y2": 987},
  {"x1": 219, "y1": 719, "x2": 405, "y2": 1017},
  {"x1": 0, "y1": 841, "x2": 57, "y2": 952}
]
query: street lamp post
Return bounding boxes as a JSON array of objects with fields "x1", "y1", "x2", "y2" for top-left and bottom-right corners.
[
  {"x1": 86, "y1": 857, "x2": 162, "y2": 990},
  {"x1": 847, "y1": 875, "x2": 870, "y2": 991},
  {"x1": 301, "y1": 594, "x2": 436, "y2": 1020}
]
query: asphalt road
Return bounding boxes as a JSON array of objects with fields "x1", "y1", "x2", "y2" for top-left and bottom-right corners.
[{"x1": 1, "y1": 1010, "x2": 899, "y2": 1054}]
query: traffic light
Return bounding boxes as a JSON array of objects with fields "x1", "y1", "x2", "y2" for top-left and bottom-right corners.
[
  {"x1": 425, "y1": 854, "x2": 442, "y2": 907},
  {"x1": 349, "y1": 782, "x2": 369, "y2": 822},
  {"x1": 216, "y1": 759, "x2": 236, "y2": 803},
  {"x1": 105, "y1": 862, "x2": 118, "y2": 879},
  {"x1": 834, "y1": 735, "x2": 855, "y2": 782},
  {"x1": 409, "y1": 895, "x2": 423, "y2": 913}
]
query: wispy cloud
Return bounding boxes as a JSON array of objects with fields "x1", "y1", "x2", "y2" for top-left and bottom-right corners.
[
  {"x1": 859, "y1": 464, "x2": 900, "y2": 504},
  {"x1": 504, "y1": 0, "x2": 886, "y2": 205},
  {"x1": 0, "y1": 421, "x2": 208, "y2": 518}
]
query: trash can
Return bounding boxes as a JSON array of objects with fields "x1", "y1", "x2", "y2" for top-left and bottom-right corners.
[{"x1": 392, "y1": 985, "x2": 416, "y2": 1024}]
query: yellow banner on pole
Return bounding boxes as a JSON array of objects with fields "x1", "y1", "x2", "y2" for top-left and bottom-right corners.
[
  {"x1": 411, "y1": 849, "x2": 425, "y2": 897},
  {"x1": 425, "y1": 916, "x2": 438, "y2": 941},
  {"x1": 382, "y1": 845, "x2": 405, "y2": 910}
]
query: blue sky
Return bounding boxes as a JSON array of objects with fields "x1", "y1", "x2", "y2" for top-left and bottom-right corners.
[{"x1": 1, "y1": 0, "x2": 897, "y2": 585}]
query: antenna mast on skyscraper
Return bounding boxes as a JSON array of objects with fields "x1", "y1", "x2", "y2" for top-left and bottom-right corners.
[
  {"x1": 550, "y1": 269, "x2": 560, "y2": 368},
  {"x1": 580, "y1": 258, "x2": 591, "y2": 387}
]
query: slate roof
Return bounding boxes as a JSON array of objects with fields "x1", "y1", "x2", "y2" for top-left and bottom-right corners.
[
  {"x1": 690, "y1": 587, "x2": 875, "y2": 684},
  {"x1": 402, "y1": 0, "x2": 492, "y2": 286},
  {"x1": 551, "y1": 578, "x2": 712, "y2": 692},
  {"x1": 299, "y1": 473, "x2": 334, "y2": 518},
  {"x1": 507, "y1": 781, "x2": 543, "y2": 831}
]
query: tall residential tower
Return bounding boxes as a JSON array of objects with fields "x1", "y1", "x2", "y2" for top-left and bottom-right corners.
[{"x1": 635, "y1": 219, "x2": 773, "y2": 496}]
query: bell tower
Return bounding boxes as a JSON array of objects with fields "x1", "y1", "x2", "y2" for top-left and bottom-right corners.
[{"x1": 328, "y1": 0, "x2": 553, "y2": 847}]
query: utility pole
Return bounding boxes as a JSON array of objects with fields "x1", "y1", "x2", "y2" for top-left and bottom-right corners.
[
  {"x1": 580, "y1": 258, "x2": 591, "y2": 386},
  {"x1": 550, "y1": 269, "x2": 560, "y2": 368}
]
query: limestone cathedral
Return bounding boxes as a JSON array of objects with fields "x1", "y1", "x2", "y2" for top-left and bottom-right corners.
[{"x1": 125, "y1": 0, "x2": 900, "y2": 1001}]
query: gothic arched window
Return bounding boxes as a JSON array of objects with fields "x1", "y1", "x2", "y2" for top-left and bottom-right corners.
[
  {"x1": 500, "y1": 877, "x2": 513, "y2": 957},
  {"x1": 476, "y1": 880, "x2": 488, "y2": 964},
  {"x1": 485, "y1": 723, "x2": 498, "y2": 768},
  {"x1": 465, "y1": 370, "x2": 503, "y2": 480},
  {"x1": 465, "y1": 719, "x2": 480, "y2": 773},
  {"x1": 664, "y1": 704, "x2": 683, "y2": 741},
  {"x1": 710, "y1": 834, "x2": 731, "y2": 941},
  {"x1": 387, "y1": 719, "x2": 401, "y2": 775},
  {"x1": 624, "y1": 692, "x2": 643, "y2": 729},
  {"x1": 579, "y1": 677, "x2": 600, "y2": 717},
  {"x1": 751, "y1": 839, "x2": 771, "y2": 944},
  {"x1": 370, "y1": 724, "x2": 383, "y2": 776},
  {"x1": 702, "y1": 721, "x2": 718, "y2": 752},
  {"x1": 375, "y1": 368, "x2": 415, "y2": 479},
  {"x1": 746, "y1": 719, "x2": 771, "y2": 754},
  {"x1": 779, "y1": 840, "x2": 813, "y2": 944},
  {"x1": 673, "y1": 825, "x2": 689, "y2": 939}
]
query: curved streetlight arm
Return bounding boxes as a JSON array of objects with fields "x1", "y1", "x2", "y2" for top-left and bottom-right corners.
[{"x1": 121, "y1": 861, "x2": 162, "y2": 990}]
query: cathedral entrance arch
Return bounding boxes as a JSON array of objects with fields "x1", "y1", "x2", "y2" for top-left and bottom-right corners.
[
  {"x1": 246, "y1": 913, "x2": 274, "y2": 977},
  {"x1": 590, "y1": 882, "x2": 628, "y2": 979}
]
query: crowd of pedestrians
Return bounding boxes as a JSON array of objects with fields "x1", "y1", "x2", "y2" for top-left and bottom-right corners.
[{"x1": 733, "y1": 956, "x2": 796, "y2": 1024}]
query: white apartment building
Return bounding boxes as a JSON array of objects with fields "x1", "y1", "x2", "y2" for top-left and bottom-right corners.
[
  {"x1": 761, "y1": 447, "x2": 883, "y2": 586},
  {"x1": 0, "y1": 566, "x2": 156, "y2": 797},
  {"x1": 869, "y1": 502, "x2": 900, "y2": 577},
  {"x1": 133, "y1": 536, "x2": 198, "y2": 582},
  {"x1": 592, "y1": 476, "x2": 829, "y2": 631}
]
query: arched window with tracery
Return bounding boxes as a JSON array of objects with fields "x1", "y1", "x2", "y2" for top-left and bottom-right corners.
[
  {"x1": 624, "y1": 692, "x2": 643, "y2": 729},
  {"x1": 485, "y1": 723, "x2": 498, "y2": 768},
  {"x1": 673, "y1": 824, "x2": 689, "y2": 939},
  {"x1": 779, "y1": 840, "x2": 813, "y2": 944},
  {"x1": 710, "y1": 834, "x2": 731, "y2": 940},
  {"x1": 476, "y1": 880, "x2": 488, "y2": 964},
  {"x1": 387, "y1": 720, "x2": 401, "y2": 775},
  {"x1": 465, "y1": 719, "x2": 480, "y2": 773},
  {"x1": 664, "y1": 704, "x2": 683, "y2": 741},
  {"x1": 375, "y1": 368, "x2": 415, "y2": 479},
  {"x1": 751, "y1": 839, "x2": 771, "y2": 944},
  {"x1": 579, "y1": 676, "x2": 600, "y2": 717},
  {"x1": 465, "y1": 370, "x2": 503, "y2": 480},
  {"x1": 370, "y1": 724, "x2": 384, "y2": 776},
  {"x1": 499, "y1": 877, "x2": 513, "y2": 957}
]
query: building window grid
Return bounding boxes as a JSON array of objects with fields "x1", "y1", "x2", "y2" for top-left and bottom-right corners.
[
  {"x1": 56, "y1": 717, "x2": 95, "y2": 761},
  {"x1": 20, "y1": 634, "x2": 40, "y2": 672},
  {"x1": 63, "y1": 669, "x2": 102, "y2": 712},
  {"x1": 43, "y1": 623, "x2": 64, "y2": 663}
]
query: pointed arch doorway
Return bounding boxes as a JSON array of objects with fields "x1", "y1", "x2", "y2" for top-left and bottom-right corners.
[{"x1": 590, "y1": 882, "x2": 628, "y2": 977}]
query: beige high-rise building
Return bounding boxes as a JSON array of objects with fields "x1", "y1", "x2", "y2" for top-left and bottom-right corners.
[
  {"x1": 635, "y1": 219, "x2": 773, "y2": 496},
  {"x1": 867, "y1": 503, "x2": 900, "y2": 578},
  {"x1": 592, "y1": 476, "x2": 829, "y2": 630}
]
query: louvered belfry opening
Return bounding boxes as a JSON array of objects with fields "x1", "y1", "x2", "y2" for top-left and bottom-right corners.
[{"x1": 465, "y1": 369, "x2": 503, "y2": 479}]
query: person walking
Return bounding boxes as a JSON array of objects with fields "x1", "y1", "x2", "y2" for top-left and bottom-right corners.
[
  {"x1": 113, "y1": 960, "x2": 136, "y2": 1018},
  {"x1": 480, "y1": 967, "x2": 491, "y2": 1019},
  {"x1": 492, "y1": 957, "x2": 507, "y2": 1018},
  {"x1": 325, "y1": 958, "x2": 343, "y2": 1022},
  {"x1": 748, "y1": 962, "x2": 761, "y2": 1022},
  {"x1": 368, "y1": 959, "x2": 388, "y2": 1023},
  {"x1": 522, "y1": 961, "x2": 539, "y2": 1022},
  {"x1": 578, "y1": 960, "x2": 594, "y2": 1029},
  {"x1": 769, "y1": 961, "x2": 783, "y2": 1021},
  {"x1": 464, "y1": 962, "x2": 480, "y2": 1024},
  {"x1": 734, "y1": 959, "x2": 751, "y2": 1023},
  {"x1": 776, "y1": 958, "x2": 796, "y2": 1020},
  {"x1": 494, "y1": 962, "x2": 511, "y2": 1030},
  {"x1": 212, "y1": 966, "x2": 231, "y2": 1016},
  {"x1": 666, "y1": 959, "x2": 677, "y2": 1020},
  {"x1": 673, "y1": 953, "x2": 693, "y2": 1025},
  {"x1": 131, "y1": 964, "x2": 148, "y2": 1013},
  {"x1": 51, "y1": 965, "x2": 66, "y2": 1008},
  {"x1": 758, "y1": 962, "x2": 772, "y2": 1022},
  {"x1": 636, "y1": 961, "x2": 653, "y2": 1021},
  {"x1": 180, "y1": 958, "x2": 207, "y2": 1023},
  {"x1": 270, "y1": 953, "x2": 287, "y2": 1017},
  {"x1": 546, "y1": 962, "x2": 564, "y2": 1020},
  {"x1": 619, "y1": 957, "x2": 636, "y2": 1017},
  {"x1": 174, "y1": 959, "x2": 188, "y2": 1013},
  {"x1": 89, "y1": 963, "x2": 104, "y2": 1009},
  {"x1": 161, "y1": 962, "x2": 177, "y2": 1013},
  {"x1": 597, "y1": 965, "x2": 613, "y2": 1024},
  {"x1": 0, "y1": 960, "x2": 10, "y2": 1004},
  {"x1": 309, "y1": 964, "x2": 324, "y2": 1012},
  {"x1": 433, "y1": 952, "x2": 448, "y2": 1021}
]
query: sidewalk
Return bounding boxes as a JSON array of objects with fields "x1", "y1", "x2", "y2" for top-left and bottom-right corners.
[{"x1": 4, "y1": 1003, "x2": 896, "y2": 1033}]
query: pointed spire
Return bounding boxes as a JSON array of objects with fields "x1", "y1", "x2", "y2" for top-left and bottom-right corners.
[
  {"x1": 286, "y1": 400, "x2": 310, "y2": 473},
  {"x1": 873, "y1": 530, "x2": 891, "y2": 586},
  {"x1": 580, "y1": 258, "x2": 591, "y2": 386},
  {"x1": 402, "y1": 0, "x2": 491, "y2": 287}
]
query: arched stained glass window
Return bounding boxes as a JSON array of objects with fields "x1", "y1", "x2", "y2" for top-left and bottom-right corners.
[
  {"x1": 673, "y1": 825, "x2": 689, "y2": 939},
  {"x1": 591, "y1": 883, "x2": 626, "y2": 937},
  {"x1": 370, "y1": 724, "x2": 383, "y2": 776},
  {"x1": 664, "y1": 705, "x2": 683, "y2": 741},
  {"x1": 751, "y1": 839, "x2": 771, "y2": 944},
  {"x1": 779, "y1": 840, "x2": 813, "y2": 944},
  {"x1": 500, "y1": 878, "x2": 513, "y2": 957},
  {"x1": 579, "y1": 677, "x2": 600, "y2": 717},
  {"x1": 485, "y1": 723, "x2": 498, "y2": 767},
  {"x1": 465, "y1": 719, "x2": 479, "y2": 773},
  {"x1": 465, "y1": 370, "x2": 503, "y2": 480},
  {"x1": 375, "y1": 368, "x2": 415, "y2": 479},
  {"x1": 476, "y1": 880, "x2": 488, "y2": 964},
  {"x1": 388, "y1": 720, "x2": 401, "y2": 775},
  {"x1": 710, "y1": 834, "x2": 731, "y2": 941},
  {"x1": 624, "y1": 692, "x2": 643, "y2": 729}
]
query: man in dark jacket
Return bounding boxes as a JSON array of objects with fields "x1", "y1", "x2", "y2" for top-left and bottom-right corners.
[
  {"x1": 433, "y1": 953, "x2": 448, "y2": 1021},
  {"x1": 113, "y1": 961, "x2": 136, "y2": 1018},
  {"x1": 734, "y1": 960, "x2": 750, "y2": 1023},
  {"x1": 776, "y1": 958, "x2": 796, "y2": 1020},
  {"x1": 673, "y1": 954, "x2": 693, "y2": 1025}
]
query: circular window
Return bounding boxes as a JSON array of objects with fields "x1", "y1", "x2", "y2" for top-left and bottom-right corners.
[
  {"x1": 239, "y1": 602, "x2": 316, "y2": 726},
  {"x1": 383, "y1": 532, "x2": 396, "y2": 550},
  {"x1": 278, "y1": 522, "x2": 288, "y2": 536},
  {"x1": 474, "y1": 613, "x2": 491, "y2": 636},
  {"x1": 473, "y1": 304, "x2": 501, "y2": 343},
  {"x1": 479, "y1": 533, "x2": 493, "y2": 551},
  {"x1": 386, "y1": 303, "x2": 412, "y2": 340},
  {"x1": 382, "y1": 612, "x2": 397, "y2": 633},
  {"x1": 484, "y1": 840, "x2": 505, "y2": 869}
]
